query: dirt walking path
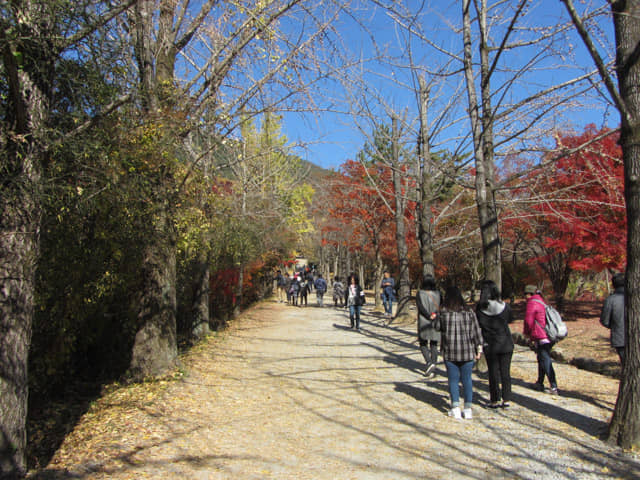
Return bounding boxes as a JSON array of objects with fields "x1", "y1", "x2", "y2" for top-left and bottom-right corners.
[{"x1": 34, "y1": 300, "x2": 640, "y2": 479}]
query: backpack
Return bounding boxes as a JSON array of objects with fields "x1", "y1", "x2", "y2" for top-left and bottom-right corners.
[{"x1": 532, "y1": 299, "x2": 568, "y2": 342}]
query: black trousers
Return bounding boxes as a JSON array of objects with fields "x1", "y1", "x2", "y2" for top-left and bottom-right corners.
[{"x1": 486, "y1": 351, "x2": 513, "y2": 403}]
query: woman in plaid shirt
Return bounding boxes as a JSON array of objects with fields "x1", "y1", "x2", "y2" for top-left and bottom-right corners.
[{"x1": 440, "y1": 286, "x2": 484, "y2": 420}]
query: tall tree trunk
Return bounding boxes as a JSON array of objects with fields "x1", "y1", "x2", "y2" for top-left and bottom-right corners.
[
  {"x1": 128, "y1": 0, "x2": 180, "y2": 380},
  {"x1": 1, "y1": 3, "x2": 49, "y2": 472},
  {"x1": 129, "y1": 211, "x2": 178, "y2": 380},
  {"x1": 373, "y1": 236, "x2": 384, "y2": 310},
  {"x1": 607, "y1": 0, "x2": 640, "y2": 449},
  {"x1": 191, "y1": 255, "x2": 210, "y2": 340},
  {"x1": 0, "y1": 151, "x2": 39, "y2": 477},
  {"x1": 391, "y1": 116, "x2": 411, "y2": 315},
  {"x1": 463, "y1": 0, "x2": 502, "y2": 290},
  {"x1": 417, "y1": 76, "x2": 435, "y2": 280}
]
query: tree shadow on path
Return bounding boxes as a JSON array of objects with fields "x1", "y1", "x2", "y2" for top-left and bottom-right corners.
[{"x1": 360, "y1": 313, "x2": 613, "y2": 439}]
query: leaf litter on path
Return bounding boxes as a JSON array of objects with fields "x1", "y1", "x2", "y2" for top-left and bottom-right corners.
[{"x1": 30, "y1": 300, "x2": 640, "y2": 480}]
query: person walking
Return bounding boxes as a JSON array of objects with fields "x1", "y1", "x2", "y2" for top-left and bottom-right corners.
[
  {"x1": 305, "y1": 267, "x2": 315, "y2": 293},
  {"x1": 333, "y1": 276, "x2": 345, "y2": 307},
  {"x1": 314, "y1": 274, "x2": 328, "y2": 307},
  {"x1": 275, "y1": 270, "x2": 287, "y2": 303},
  {"x1": 523, "y1": 285, "x2": 558, "y2": 394},
  {"x1": 416, "y1": 275, "x2": 441, "y2": 378},
  {"x1": 380, "y1": 271, "x2": 396, "y2": 318},
  {"x1": 299, "y1": 278, "x2": 310, "y2": 307},
  {"x1": 440, "y1": 286, "x2": 484, "y2": 420},
  {"x1": 284, "y1": 273, "x2": 292, "y2": 304},
  {"x1": 476, "y1": 280, "x2": 514, "y2": 408},
  {"x1": 289, "y1": 275, "x2": 300, "y2": 306},
  {"x1": 600, "y1": 272, "x2": 626, "y2": 364},
  {"x1": 345, "y1": 274, "x2": 366, "y2": 331}
]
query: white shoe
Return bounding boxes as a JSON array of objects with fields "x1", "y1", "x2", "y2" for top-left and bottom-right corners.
[
  {"x1": 462, "y1": 408, "x2": 473, "y2": 419},
  {"x1": 448, "y1": 407, "x2": 462, "y2": 419}
]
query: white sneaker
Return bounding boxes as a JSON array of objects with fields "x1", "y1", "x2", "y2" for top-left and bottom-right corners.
[
  {"x1": 448, "y1": 407, "x2": 462, "y2": 419},
  {"x1": 462, "y1": 408, "x2": 473, "y2": 419}
]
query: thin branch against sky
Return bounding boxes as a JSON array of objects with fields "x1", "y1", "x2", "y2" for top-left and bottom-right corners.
[{"x1": 274, "y1": 0, "x2": 617, "y2": 169}]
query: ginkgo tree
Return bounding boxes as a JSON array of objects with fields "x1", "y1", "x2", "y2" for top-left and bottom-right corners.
[{"x1": 227, "y1": 113, "x2": 314, "y2": 312}]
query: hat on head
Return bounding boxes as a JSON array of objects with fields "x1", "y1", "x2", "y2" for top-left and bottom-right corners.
[{"x1": 524, "y1": 284, "x2": 537, "y2": 295}]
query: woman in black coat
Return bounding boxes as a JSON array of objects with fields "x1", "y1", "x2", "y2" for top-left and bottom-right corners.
[{"x1": 476, "y1": 280, "x2": 514, "y2": 408}]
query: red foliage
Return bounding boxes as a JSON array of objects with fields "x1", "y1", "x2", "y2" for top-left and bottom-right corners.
[
  {"x1": 210, "y1": 267, "x2": 238, "y2": 311},
  {"x1": 322, "y1": 159, "x2": 417, "y2": 264},
  {"x1": 209, "y1": 258, "x2": 276, "y2": 317},
  {"x1": 211, "y1": 177, "x2": 234, "y2": 196},
  {"x1": 507, "y1": 125, "x2": 626, "y2": 273}
]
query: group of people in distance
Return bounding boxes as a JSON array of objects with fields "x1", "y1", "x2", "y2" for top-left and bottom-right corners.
[
  {"x1": 274, "y1": 268, "x2": 327, "y2": 307},
  {"x1": 414, "y1": 272, "x2": 626, "y2": 420}
]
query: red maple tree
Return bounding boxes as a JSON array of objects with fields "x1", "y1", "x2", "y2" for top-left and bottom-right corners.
[
  {"x1": 505, "y1": 125, "x2": 626, "y2": 303},
  {"x1": 321, "y1": 159, "x2": 420, "y2": 287},
  {"x1": 323, "y1": 160, "x2": 396, "y2": 261}
]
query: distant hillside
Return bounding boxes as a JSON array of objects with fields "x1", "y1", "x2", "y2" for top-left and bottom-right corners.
[{"x1": 300, "y1": 159, "x2": 334, "y2": 186}]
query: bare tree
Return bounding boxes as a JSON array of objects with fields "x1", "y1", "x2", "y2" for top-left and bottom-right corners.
[
  {"x1": 459, "y1": 0, "x2": 602, "y2": 289},
  {"x1": 389, "y1": 116, "x2": 412, "y2": 314},
  {"x1": 562, "y1": 0, "x2": 640, "y2": 449}
]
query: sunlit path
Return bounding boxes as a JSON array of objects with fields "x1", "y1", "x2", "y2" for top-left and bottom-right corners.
[{"x1": 37, "y1": 301, "x2": 638, "y2": 479}]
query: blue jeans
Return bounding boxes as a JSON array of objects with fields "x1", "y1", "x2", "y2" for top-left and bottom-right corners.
[
  {"x1": 536, "y1": 342, "x2": 557, "y2": 389},
  {"x1": 382, "y1": 294, "x2": 393, "y2": 314},
  {"x1": 349, "y1": 305, "x2": 362, "y2": 328},
  {"x1": 445, "y1": 360, "x2": 474, "y2": 408}
]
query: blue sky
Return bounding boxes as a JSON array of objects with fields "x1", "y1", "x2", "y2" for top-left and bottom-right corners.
[{"x1": 282, "y1": 0, "x2": 618, "y2": 171}]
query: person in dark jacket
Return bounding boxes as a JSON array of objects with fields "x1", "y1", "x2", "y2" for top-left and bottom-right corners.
[
  {"x1": 476, "y1": 280, "x2": 514, "y2": 408},
  {"x1": 600, "y1": 272, "x2": 626, "y2": 363},
  {"x1": 275, "y1": 270, "x2": 287, "y2": 303},
  {"x1": 284, "y1": 273, "x2": 292, "y2": 304},
  {"x1": 333, "y1": 276, "x2": 345, "y2": 307},
  {"x1": 416, "y1": 275, "x2": 441, "y2": 378},
  {"x1": 314, "y1": 274, "x2": 328, "y2": 307},
  {"x1": 299, "y1": 278, "x2": 310, "y2": 307},
  {"x1": 345, "y1": 274, "x2": 366, "y2": 331},
  {"x1": 305, "y1": 267, "x2": 314, "y2": 292},
  {"x1": 380, "y1": 271, "x2": 396, "y2": 317}
]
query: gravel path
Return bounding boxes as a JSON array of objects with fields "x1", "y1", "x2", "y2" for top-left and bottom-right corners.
[{"x1": 37, "y1": 300, "x2": 640, "y2": 479}]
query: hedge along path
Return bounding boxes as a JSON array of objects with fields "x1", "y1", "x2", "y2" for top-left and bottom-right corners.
[{"x1": 35, "y1": 300, "x2": 640, "y2": 479}]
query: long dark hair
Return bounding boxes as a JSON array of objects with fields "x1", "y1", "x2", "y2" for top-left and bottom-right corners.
[
  {"x1": 442, "y1": 285, "x2": 466, "y2": 312},
  {"x1": 420, "y1": 274, "x2": 437, "y2": 291},
  {"x1": 348, "y1": 274, "x2": 359, "y2": 285},
  {"x1": 477, "y1": 280, "x2": 501, "y2": 310}
]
